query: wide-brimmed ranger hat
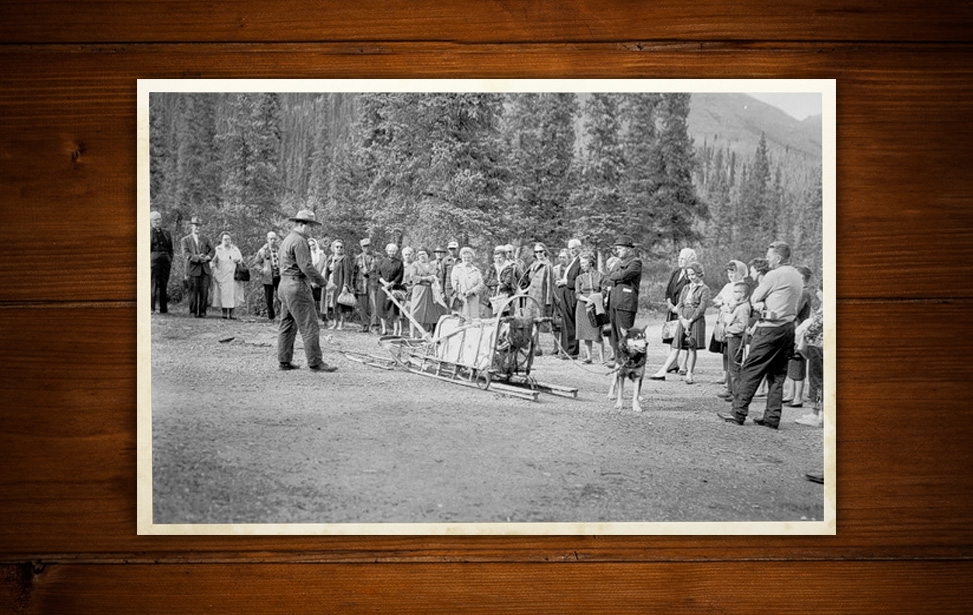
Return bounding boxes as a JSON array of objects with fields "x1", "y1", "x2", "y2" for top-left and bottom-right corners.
[
  {"x1": 613, "y1": 235, "x2": 635, "y2": 248},
  {"x1": 289, "y1": 209, "x2": 321, "y2": 225}
]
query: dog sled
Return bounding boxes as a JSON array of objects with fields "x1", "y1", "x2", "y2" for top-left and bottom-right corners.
[{"x1": 346, "y1": 292, "x2": 578, "y2": 402}]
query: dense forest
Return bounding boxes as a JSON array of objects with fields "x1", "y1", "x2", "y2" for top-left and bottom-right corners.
[{"x1": 150, "y1": 92, "x2": 823, "y2": 310}]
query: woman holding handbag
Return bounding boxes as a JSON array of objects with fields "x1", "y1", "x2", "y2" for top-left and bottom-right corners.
[
  {"x1": 210, "y1": 231, "x2": 246, "y2": 319},
  {"x1": 322, "y1": 240, "x2": 355, "y2": 331}
]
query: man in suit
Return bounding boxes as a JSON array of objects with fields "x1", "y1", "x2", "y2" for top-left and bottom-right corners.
[
  {"x1": 180, "y1": 216, "x2": 215, "y2": 318},
  {"x1": 554, "y1": 238, "x2": 582, "y2": 358},
  {"x1": 149, "y1": 210, "x2": 173, "y2": 314},
  {"x1": 604, "y1": 235, "x2": 642, "y2": 365}
]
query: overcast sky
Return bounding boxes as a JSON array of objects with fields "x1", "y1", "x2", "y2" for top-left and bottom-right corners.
[{"x1": 747, "y1": 93, "x2": 822, "y2": 120}]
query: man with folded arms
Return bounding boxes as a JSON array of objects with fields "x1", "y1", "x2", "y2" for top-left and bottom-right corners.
[
  {"x1": 276, "y1": 209, "x2": 337, "y2": 373},
  {"x1": 718, "y1": 241, "x2": 802, "y2": 429}
]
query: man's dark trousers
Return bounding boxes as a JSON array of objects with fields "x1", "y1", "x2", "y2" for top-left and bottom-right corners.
[
  {"x1": 277, "y1": 276, "x2": 324, "y2": 368},
  {"x1": 731, "y1": 324, "x2": 795, "y2": 426},
  {"x1": 608, "y1": 307, "x2": 635, "y2": 360},
  {"x1": 151, "y1": 254, "x2": 172, "y2": 313},
  {"x1": 264, "y1": 276, "x2": 281, "y2": 320},
  {"x1": 189, "y1": 272, "x2": 211, "y2": 317},
  {"x1": 555, "y1": 286, "x2": 578, "y2": 357}
]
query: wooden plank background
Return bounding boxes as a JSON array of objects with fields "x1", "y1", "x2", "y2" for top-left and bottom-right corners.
[{"x1": 1, "y1": 2, "x2": 972, "y2": 612}]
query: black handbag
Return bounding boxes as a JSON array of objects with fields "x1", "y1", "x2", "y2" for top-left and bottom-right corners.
[
  {"x1": 587, "y1": 304, "x2": 609, "y2": 328},
  {"x1": 234, "y1": 262, "x2": 251, "y2": 282}
]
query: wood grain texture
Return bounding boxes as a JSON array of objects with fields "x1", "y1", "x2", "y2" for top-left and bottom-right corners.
[
  {"x1": 0, "y1": 303, "x2": 970, "y2": 562},
  {"x1": 0, "y1": 0, "x2": 971, "y2": 44},
  {"x1": 3, "y1": 562, "x2": 973, "y2": 614},
  {"x1": 0, "y1": 44, "x2": 971, "y2": 303}
]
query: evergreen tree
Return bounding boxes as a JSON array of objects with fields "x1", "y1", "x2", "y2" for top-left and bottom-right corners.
[
  {"x1": 570, "y1": 93, "x2": 626, "y2": 252},
  {"x1": 174, "y1": 94, "x2": 219, "y2": 220},
  {"x1": 654, "y1": 93, "x2": 706, "y2": 249},
  {"x1": 619, "y1": 93, "x2": 664, "y2": 253},
  {"x1": 736, "y1": 132, "x2": 774, "y2": 254},
  {"x1": 502, "y1": 93, "x2": 578, "y2": 249}
]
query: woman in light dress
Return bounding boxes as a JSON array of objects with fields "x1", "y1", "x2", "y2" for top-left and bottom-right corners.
[{"x1": 210, "y1": 231, "x2": 246, "y2": 320}]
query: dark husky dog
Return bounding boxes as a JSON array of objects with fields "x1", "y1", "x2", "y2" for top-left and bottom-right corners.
[{"x1": 608, "y1": 326, "x2": 648, "y2": 412}]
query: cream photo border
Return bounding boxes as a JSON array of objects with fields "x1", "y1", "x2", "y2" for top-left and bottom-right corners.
[{"x1": 136, "y1": 78, "x2": 837, "y2": 535}]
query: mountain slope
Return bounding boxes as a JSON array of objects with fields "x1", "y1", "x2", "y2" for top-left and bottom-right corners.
[{"x1": 688, "y1": 93, "x2": 822, "y2": 162}]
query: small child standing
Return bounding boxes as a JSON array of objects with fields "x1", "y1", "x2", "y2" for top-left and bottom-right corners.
[{"x1": 720, "y1": 282, "x2": 752, "y2": 402}]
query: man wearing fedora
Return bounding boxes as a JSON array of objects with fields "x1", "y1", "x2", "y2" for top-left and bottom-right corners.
[
  {"x1": 180, "y1": 216, "x2": 215, "y2": 318},
  {"x1": 605, "y1": 235, "x2": 642, "y2": 365},
  {"x1": 276, "y1": 209, "x2": 337, "y2": 372}
]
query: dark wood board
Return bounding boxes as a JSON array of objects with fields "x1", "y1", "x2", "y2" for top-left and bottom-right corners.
[
  {"x1": 0, "y1": 0, "x2": 971, "y2": 43},
  {"x1": 2, "y1": 562, "x2": 973, "y2": 614},
  {"x1": 1, "y1": 8, "x2": 971, "y2": 613}
]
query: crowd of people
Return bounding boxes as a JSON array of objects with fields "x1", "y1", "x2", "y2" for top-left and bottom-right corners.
[{"x1": 149, "y1": 209, "x2": 825, "y2": 429}]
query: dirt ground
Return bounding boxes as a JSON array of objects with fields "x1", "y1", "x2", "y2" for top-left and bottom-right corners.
[{"x1": 151, "y1": 308, "x2": 824, "y2": 525}]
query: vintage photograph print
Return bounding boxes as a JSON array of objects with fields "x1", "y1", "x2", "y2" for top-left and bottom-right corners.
[{"x1": 137, "y1": 79, "x2": 835, "y2": 535}]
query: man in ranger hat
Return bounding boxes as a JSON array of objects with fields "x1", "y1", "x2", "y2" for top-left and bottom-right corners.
[
  {"x1": 276, "y1": 209, "x2": 337, "y2": 372},
  {"x1": 180, "y1": 215, "x2": 215, "y2": 318},
  {"x1": 353, "y1": 237, "x2": 377, "y2": 333},
  {"x1": 149, "y1": 210, "x2": 173, "y2": 314},
  {"x1": 604, "y1": 235, "x2": 642, "y2": 365}
]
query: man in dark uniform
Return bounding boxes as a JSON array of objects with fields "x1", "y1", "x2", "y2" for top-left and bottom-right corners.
[
  {"x1": 180, "y1": 216, "x2": 215, "y2": 318},
  {"x1": 554, "y1": 238, "x2": 582, "y2": 358},
  {"x1": 604, "y1": 235, "x2": 642, "y2": 364},
  {"x1": 353, "y1": 237, "x2": 377, "y2": 333},
  {"x1": 149, "y1": 210, "x2": 173, "y2": 314},
  {"x1": 440, "y1": 240, "x2": 459, "y2": 311},
  {"x1": 276, "y1": 209, "x2": 337, "y2": 373}
]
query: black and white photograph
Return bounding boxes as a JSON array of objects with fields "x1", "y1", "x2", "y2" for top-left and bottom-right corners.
[{"x1": 137, "y1": 79, "x2": 835, "y2": 534}]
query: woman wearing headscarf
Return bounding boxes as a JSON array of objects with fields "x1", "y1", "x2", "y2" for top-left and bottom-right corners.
[
  {"x1": 663, "y1": 247, "x2": 697, "y2": 374},
  {"x1": 450, "y1": 247, "x2": 486, "y2": 321},
  {"x1": 323, "y1": 239, "x2": 355, "y2": 331},
  {"x1": 712, "y1": 260, "x2": 749, "y2": 393},
  {"x1": 210, "y1": 231, "x2": 245, "y2": 319},
  {"x1": 651, "y1": 262, "x2": 711, "y2": 384}
]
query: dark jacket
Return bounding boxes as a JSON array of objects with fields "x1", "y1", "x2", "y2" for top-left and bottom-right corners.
[
  {"x1": 180, "y1": 233, "x2": 215, "y2": 277},
  {"x1": 607, "y1": 256, "x2": 642, "y2": 312}
]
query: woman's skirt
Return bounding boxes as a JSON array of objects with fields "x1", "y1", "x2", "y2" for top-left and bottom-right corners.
[
  {"x1": 672, "y1": 317, "x2": 706, "y2": 351},
  {"x1": 575, "y1": 301, "x2": 602, "y2": 342}
]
